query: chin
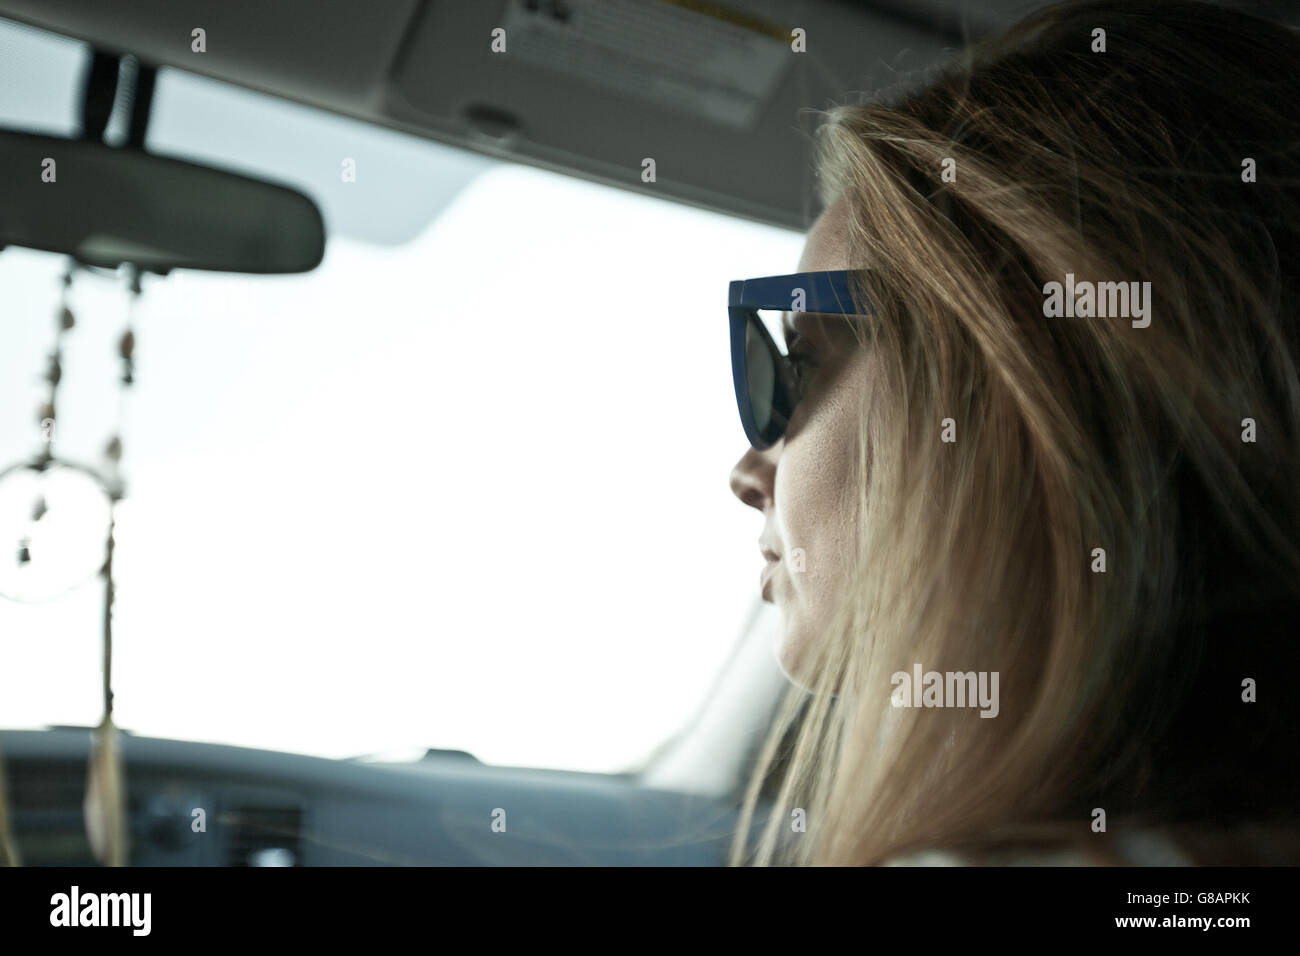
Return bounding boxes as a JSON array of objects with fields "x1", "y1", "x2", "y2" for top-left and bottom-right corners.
[
  {"x1": 773, "y1": 612, "x2": 845, "y2": 696},
  {"x1": 772, "y1": 620, "x2": 815, "y2": 690}
]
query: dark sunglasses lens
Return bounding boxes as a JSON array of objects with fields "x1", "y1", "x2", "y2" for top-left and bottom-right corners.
[{"x1": 745, "y1": 313, "x2": 793, "y2": 445}]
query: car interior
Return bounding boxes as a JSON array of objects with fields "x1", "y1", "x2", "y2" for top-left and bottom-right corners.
[{"x1": 2, "y1": 0, "x2": 1297, "y2": 867}]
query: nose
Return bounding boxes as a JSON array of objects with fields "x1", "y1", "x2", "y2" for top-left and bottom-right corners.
[{"x1": 729, "y1": 441, "x2": 779, "y2": 513}]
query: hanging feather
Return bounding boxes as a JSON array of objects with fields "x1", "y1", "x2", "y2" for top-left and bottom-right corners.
[
  {"x1": 0, "y1": 743, "x2": 21, "y2": 866},
  {"x1": 83, "y1": 714, "x2": 128, "y2": 866},
  {"x1": 85, "y1": 504, "x2": 128, "y2": 866}
]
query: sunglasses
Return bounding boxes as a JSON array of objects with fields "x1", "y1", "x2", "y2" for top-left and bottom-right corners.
[{"x1": 729, "y1": 269, "x2": 870, "y2": 450}]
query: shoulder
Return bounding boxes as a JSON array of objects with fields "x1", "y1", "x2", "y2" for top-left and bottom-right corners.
[
  {"x1": 881, "y1": 844, "x2": 1107, "y2": 866},
  {"x1": 881, "y1": 822, "x2": 1300, "y2": 865}
]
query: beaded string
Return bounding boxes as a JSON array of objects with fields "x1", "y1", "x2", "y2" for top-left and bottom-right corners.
[
  {"x1": 15, "y1": 265, "x2": 78, "y2": 567},
  {"x1": 100, "y1": 265, "x2": 140, "y2": 726},
  {"x1": 84, "y1": 265, "x2": 140, "y2": 868}
]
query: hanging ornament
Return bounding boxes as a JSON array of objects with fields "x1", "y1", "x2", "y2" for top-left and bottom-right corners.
[
  {"x1": 0, "y1": 263, "x2": 115, "y2": 602},
  {"x1": 1, "y1": 260, "x2": 143, "y2": 864}
]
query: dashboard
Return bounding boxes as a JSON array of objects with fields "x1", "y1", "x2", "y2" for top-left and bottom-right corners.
[{"x1": 1, "y1": 727, "x2": 760, "y2": 866}]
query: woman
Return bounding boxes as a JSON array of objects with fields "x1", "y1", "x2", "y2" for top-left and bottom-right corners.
[{"x1": 727, "y1": 0, "x2": 1300, "y2": 866}]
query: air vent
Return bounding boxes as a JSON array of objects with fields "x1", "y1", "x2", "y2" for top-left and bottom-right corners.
[
  {"x1": 223, "y1": 802, "x2": 302, "y2": 867},
  {"x1": 6, "y1": 760, "x2": 100, "y2": 865},
  {"x1": 7, "y1": 760, "x2": 87, "y2": 810}
]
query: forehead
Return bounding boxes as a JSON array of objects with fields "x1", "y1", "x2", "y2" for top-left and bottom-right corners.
[
  {"x1": 785, "y1": 197, "x2": 852, "y2": 341},
  {"x1": 797, "y1": 196, "x2": 851, "y2": 273}
]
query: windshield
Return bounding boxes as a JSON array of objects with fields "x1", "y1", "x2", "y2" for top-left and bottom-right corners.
[{"x1": 0, "y1": 17, "x2": 802, "y2": 773}]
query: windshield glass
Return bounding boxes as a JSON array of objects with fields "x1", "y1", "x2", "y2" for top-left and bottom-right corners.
[{"x1": 0, "y1": 17, "x2": 801, "y2": 773}]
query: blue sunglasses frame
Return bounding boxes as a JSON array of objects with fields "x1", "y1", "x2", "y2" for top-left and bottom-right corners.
[{"x1": 729, "y1": 269, "x2": 871, "y2": 450}]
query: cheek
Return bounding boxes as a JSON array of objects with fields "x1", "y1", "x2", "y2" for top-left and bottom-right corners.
[{"x1": 773, "y1": 357, "x2": 867, "y2": 616}]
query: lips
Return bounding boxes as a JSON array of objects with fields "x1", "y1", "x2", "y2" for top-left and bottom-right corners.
[
  {"x1": 760, "y1": 559, "x2": 779, "y2": 602},
  {"x1": 758, "y1": 537, "x2": 781, "y2": 602}
]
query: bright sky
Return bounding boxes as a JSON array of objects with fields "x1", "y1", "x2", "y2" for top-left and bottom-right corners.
[{"x1": 0, "y1": 18, "x2": 805, "y2": 773}]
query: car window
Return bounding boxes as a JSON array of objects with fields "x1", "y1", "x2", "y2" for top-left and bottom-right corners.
[{"x1": 0, "y1": 16, "x2": 802, "y2": 773}]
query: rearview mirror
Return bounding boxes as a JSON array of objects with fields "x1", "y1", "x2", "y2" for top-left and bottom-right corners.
[{"x1": 0, "y1": 129, "x2": 325, "y2": 274}]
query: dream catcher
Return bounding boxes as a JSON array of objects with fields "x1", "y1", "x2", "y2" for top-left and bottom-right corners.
[{"x1": 0, "y1": 260, "x2": 142, "y2": 866}]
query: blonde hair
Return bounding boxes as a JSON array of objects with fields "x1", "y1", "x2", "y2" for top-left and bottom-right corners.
[{"x1": 731, "y1": 0, "x2": 1300, "y2": 866}]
